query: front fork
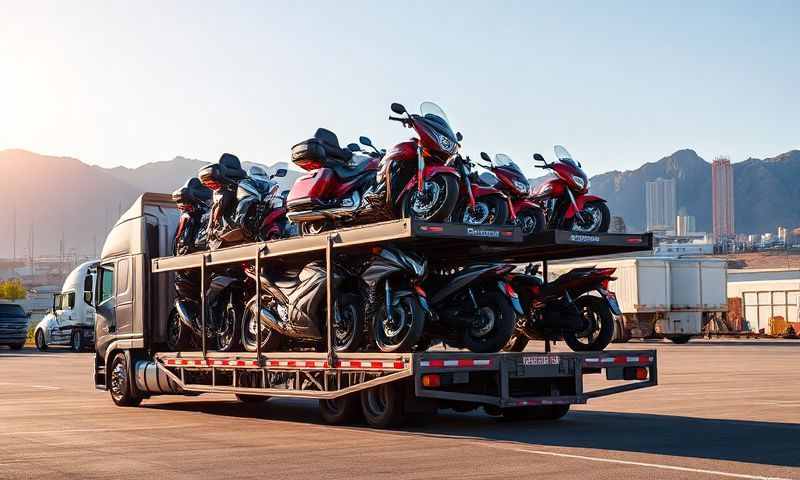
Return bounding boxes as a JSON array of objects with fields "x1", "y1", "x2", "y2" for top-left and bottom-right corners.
[
  {"x1": 417, "y1": 146, "x2": 425, "y2": 192},
  {"x1": 566, "y1": 189, "x2": 586, "y2": 223}
]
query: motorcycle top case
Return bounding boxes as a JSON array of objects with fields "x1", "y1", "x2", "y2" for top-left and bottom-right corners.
[
  {"x1": 172, "y1": 178, "x2": 212, "y2": 205},
  {"x1": 198, "y1": 154, "x2": 248, "y2": 190},
  {"x1": 290, "y1": 130, "x2": 352, "y2": 171}
]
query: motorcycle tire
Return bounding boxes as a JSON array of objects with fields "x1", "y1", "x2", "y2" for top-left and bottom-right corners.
[
  {"x1": 502, "y1": 333, "x2": 530, "y2": 352},
  {"x1": 373, "y1": 295, "x2": 426, "y2": 353},
  {"x1": 562, "y1": 200, "x2": 610, "y2": 234},
  {"x1": 333, "y1": 293, "x2": 365, "y2": 352},
  {"x1": 241, "y1": 297, "x2": 284, "y2": 352},
  {"x1": 563, "y1": 295, "x2": 614, "y2": 352},
  {"x1": 459, "y1": 194, "x2": 509, "y2": 226},
  {"x1": 401, "y1": 173, "x2": 459, "y2": 222},
  {"x1": 516, "y1": 207, "x2": 546, "y2": 239},
  {"x1": 215, "y1": 291, "x2": 241, "y2": 352},
  {"x1": 462, "y1": 291, "x2": 516, "y2": 353},
  {"x1": 166, "y1": 308, "x2": 192, "y2": 352}
]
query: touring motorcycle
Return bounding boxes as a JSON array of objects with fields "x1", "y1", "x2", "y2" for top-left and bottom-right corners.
[
  {"x1": 171, "y1": 177, "x2": 212, "y2": 255},
  {"x1": 503, "y1": 263, "x2": 620, "y2": 352},
  {"x1": 286, "y1": 101, "x2": 462, "y2": 234},
  {"x1": 530, "y1": 145, "x2": 610, "y2": 233}
]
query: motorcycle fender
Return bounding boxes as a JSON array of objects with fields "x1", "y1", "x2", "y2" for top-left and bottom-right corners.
[
  {"x1": 598, "y1": 289, "x2": 622, "y2": 315},
  {"x1": 498, "y1": 281, "x2": 524, "y2": 315},
  {"x1": 397, "y1": 165, "x2": 460, "y2": 202},
  {"x1": 564, "y1": 194, "x2": 605, "y2": 219}
]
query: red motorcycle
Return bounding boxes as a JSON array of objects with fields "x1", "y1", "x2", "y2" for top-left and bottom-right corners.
[
  {"x1": 504, "y1": 264, "x2": 621, "y2": 352},
  {"x1": 449, "y1": 154, "x2": 509, "y2": 226},
  {"x1": 477, "y1": 152, "x2": 545, "y2": 236},
  {"x1": 530, "y1": 145, "x2": 610, "y2": 233},
  {"x1": 286, "y1": 102, "x2": 461, "y2": 234}
]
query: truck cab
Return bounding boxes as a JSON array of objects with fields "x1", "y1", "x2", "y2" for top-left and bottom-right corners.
[{"x1": 34, "y1": 260, "x2": 99, "y2": 352}]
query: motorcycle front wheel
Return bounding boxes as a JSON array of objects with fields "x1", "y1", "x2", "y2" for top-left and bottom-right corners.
[
  {"x1": 516, "y1": 207, "x2": 546, "y2": 238},
  {"x1": 166, "y1": 308, "x2": 192, "y2": 351},
  {"x1": 241, "y1": 297, "x2": 284, "y2": 352},
  {"x1": 401, "y1": 173, "x2": 459, "y2": 222},
  {"x1": 333, "y1": 293, "x2": 365, "y2": 352},
  {"x1": 462, "y1": 291, "x2": 516, "y2": 353},
  {"x1": 563, "y1": 201, "x2": 610, "y2": 234},
  {"x1": 215, "y1": 291, "x2": 242, "y2": 352},
  {"x1": 459, "y1": 194, "x2": 509, "y2": 226},
  {"x1": 373, "y1": 295, "x2": 426, "y2": 353},
  {"x1": 563, "y1": 295, "x2": 614, "y2": 352}
]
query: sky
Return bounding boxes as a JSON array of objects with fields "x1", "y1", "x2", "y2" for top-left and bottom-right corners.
[{"x1": 1, "y1": 0, "x2": 798, "y2": 177}]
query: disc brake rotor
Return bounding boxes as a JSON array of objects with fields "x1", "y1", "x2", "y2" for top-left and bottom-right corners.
[
  {"x1": 412, "y1": 181, "x2": 442, "y2": 216},
  {"x1": 463, "y1": 202, "x2": 490, "y2": 224}
]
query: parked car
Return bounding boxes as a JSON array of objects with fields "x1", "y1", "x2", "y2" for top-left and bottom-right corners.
[
  {"x1": 34, "y1": 260, "x2": 98, "y2": 352},
  {"x1": 0, "y1": 301, "x2": 30, "y2": 350}
]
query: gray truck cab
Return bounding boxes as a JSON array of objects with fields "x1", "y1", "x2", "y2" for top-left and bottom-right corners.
[{"x1": 94, "y1": 193, "x2": 178, "y2": 388}]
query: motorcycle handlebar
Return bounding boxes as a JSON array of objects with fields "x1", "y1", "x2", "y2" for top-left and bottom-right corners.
[{"x1": 388, "y1": 116, "x2": 410, "y2": 126}]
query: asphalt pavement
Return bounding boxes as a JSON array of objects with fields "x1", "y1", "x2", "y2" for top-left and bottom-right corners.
[{"x1": 1, "y1": 340, "x2": 798, "y2": 479}]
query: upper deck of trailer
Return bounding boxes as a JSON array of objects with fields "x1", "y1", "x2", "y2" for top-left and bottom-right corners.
[{"x1": 151, "y1": 218, "x2": 653, "y2": 273}]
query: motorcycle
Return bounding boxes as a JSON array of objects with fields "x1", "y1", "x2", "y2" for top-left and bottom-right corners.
[
  {"x1": 530, "y1": 145, "x2": 610, "y2": 233},
  {"x1": 168, "y1": 269, "x2": 244, "y2": 352},
  {"x1": 171, "y1": 177, "x2": 212, "y2": 255},
  {"x1": 449, "y1": 154, "x2": 510, "y2": 226},
  {"x1": 424, "y1": 263, "x2": 520, "y2": 353},
  {"x1": 286, "y1": 101, "x2": 462, "y2": 234},
  {"x1": 230, "y1": 165, "x2": 289, "y2": 243},
  {"x1": 360, "y1": 246, "x2": 429, "y2": 352},
  {"x1": 504, "y1": 263, "x2": 620, "y2": 352},
  {"x1": 240, "y1": 260, "x2": 364, "y2": 352},
  {"x1": 476, "y1": 152, "x2": 545, "y2": 237}
]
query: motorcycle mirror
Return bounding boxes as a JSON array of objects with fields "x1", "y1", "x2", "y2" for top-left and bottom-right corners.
[
  {"x1": 533, "y1": 153, "x2": 545, "y2": 162},
  {"x1": 480, "y1": 152, "x2": 491, "y2": 163},
  {"x1": 456, "y1": 132, "x2": 463, "y2": 142},
  {"x1": 273, "y1": 168, "x2": 287, "y2": 178},
  {"x1": 359, "y1": 136, "x2": 373, "y2": 147},
  {"x1": 390, "y1": 102, "x2": 407, "y2": 115},
  {"x1": 346, "y1": 143, "x2": 361, "y2": 152}
]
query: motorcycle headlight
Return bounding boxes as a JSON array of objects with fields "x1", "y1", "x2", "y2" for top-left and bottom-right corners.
[
  {"x1": 513, "y1": 180, "x2": 530, "y2": 194},
  {"x1": 437, "y1": 134, "x2": 456, "y2": 154},
  {"x1": 572, "y1": 176, "x2": 586, "y2": 189}
]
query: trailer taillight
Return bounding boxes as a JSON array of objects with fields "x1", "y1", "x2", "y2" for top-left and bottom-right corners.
[
  {"x1": 421, "y1": 374, "x2": 441, "y2": 388},
  {"x1": 623, "y1": 367, "x2": 648, "y2": 380}
]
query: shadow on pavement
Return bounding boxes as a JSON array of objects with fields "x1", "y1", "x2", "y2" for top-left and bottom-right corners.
[{"x1": 146, "y1": 397, "x2": 800, "y2": 468}]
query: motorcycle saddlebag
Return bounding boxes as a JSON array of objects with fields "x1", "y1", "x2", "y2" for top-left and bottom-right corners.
[{"x1": 286, "y1": 169, "x2": 337, "y2": 209}]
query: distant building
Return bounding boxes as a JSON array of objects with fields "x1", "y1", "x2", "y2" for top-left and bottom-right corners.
[
  {"x1": 609, "y1": 216, "x2": 627, "y2": 233},
  {"x1": 645, "y1": 178, "x2": 677, "y2": 232},
  {"x1": 778, "y1": 226, "x2": 788, "y2": 243},
  {"x1": 711, "y1": 157, "x2": 735, "y2": 241},
  {"x1": 676, "y1": 215, "x2": 696, "y2": 236}
]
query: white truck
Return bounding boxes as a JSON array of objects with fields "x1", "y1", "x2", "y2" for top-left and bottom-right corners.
[
  {"x1": 548, "y1": 257, "x2": 727, "y2": 343},
  {"x1": 34, "y1": 260, "x2": 99, "y2": 352}
]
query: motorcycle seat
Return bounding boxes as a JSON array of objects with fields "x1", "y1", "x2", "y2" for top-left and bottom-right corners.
[
  {"x1": 330, "y1": 154, "x2": 377, "y2": 180},
  {"x1": 314, "y1": 128, "x2": 353, "y2": 162}
]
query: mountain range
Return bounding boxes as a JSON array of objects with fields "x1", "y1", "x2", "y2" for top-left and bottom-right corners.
[{"x1": 0, "y1": 147, "x2": 798, "y2": 257}]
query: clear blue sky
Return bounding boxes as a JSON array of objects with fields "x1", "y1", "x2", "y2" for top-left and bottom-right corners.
[{"x1": 2, "y1": 0, "x2": 797, "y2": 176}]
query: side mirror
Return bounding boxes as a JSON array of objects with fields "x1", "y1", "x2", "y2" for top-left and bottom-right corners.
[
  {"x1": 272, "y1": 168, "x2": 287, "y2": 178},
  {"x1": 390, "y1": 102, "x2": 407, "y2": 115},
  {"x1": 346, "y1": 143, "x2": 361, "y2": 152},
  {"x1": 359, "y1": 136, "x2": 373, "y2": 147},
  {"x1": 480, "y1": 152, "x2": 491, "y2": 163},
  {"x1": 83, "y1": 291, "x2": 93, "y2": 305},
  {"x1": 456, "y1": 132, "x2": 463, "y2": 142},
  {"x1": 533, "y1": 153, "x2": 545, "y2": 162}
]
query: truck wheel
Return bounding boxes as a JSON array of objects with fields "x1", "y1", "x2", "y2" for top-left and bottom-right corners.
[
  {"x1": 35, "y1": 330, "x2": 47, "y2": 351},
  {"x1": 361, "y1": 383, "x2": 406, "y2": 428},
  {"x1": 501, "y1": 404, "x2": 570, "y2": 421},
  {"x1": 109, "y1": 352, "x2": 142, "y2": 407},
  {"x1": 70, "y1": 330, "x2": 83, "y2": 352},
  {"x1": 236, "y1": 394, "x2": 269, "y2": 403},
  {"x1": 669, "y1": 335, "x2": 692, "y2": 344},
  {"x1": 563, "y1": 296, "x2": 614, "y2": 352},
  {"x1": 319, "y1": 393, "x2": 363, "y2": 425}
]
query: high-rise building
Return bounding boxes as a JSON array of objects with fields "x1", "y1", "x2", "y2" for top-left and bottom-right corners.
[
  {"x1": 645, "y1": 178, "x2": 677, "y2": 232},
  {"x1": 777, "y1": 226, "x2": 787, "y2": 243},
  {"x1": 712, "y1": 157, "x2": 735, "y2": 241},
  {"x1": 676, "y1": 215, "x2": 696, "y2": 236}
]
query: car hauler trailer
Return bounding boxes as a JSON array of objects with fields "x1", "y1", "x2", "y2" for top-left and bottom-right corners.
[{"x1": 94, "y1": 194, "x2": 658, "y2": 427}]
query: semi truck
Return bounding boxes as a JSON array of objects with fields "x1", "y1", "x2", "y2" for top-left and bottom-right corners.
[
  {"x1": 93, "y1": 194, "x2": 659, "y2": 428},
  {"x1": 34, "y1": 260, "x2": 98, "y2": 352},
  {"x1": 548, "y1": 257, "x2": 728, "y2": 343}
]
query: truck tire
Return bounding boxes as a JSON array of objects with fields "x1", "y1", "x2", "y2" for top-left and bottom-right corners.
[
  {"x1": 35, "y1": 330, "x2": 47, "y2": 351},
  {"x1": 109, "y1": 352, "x2": 143, "y2": 407},
  {"x1": 236, "y1": 394, "x2": 269, "y2": 403},
  {"x1": 669, "y1": 335, "x2": 692, "y2": 344},
  {"x1": 319, "y1": 394, "x2": 362, "y2": 425},
  {"x1": 70, "y1": 330, "x2": 83, "y2": 352},
  {"x1": 361, "y1": 383, "x2": 406, "y2": 428},
  {"x1": 501, "y1": 404, "x2": 570, "y2": 421}
]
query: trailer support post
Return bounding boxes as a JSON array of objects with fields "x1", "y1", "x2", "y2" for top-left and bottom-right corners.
[
  {"x1": 325, "y1": 234, "x2": 336, "y2": 370},
  {"x1": 255, "y1": 244, "x2": 262, "y2": 366},
  {"x1": 200, "y1": 254, "x2": 207, "y2": 358}
]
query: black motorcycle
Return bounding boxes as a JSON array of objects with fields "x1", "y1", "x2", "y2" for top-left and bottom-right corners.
[
  {"x1": 227, "y1": 165, "x2": 289, "y2": 246},
  {"x1": 171, "y1": 177, "x2": 212, "y2": 255},
  {"x1": 360, "y1": 246, "x2": 429, "y2": 352},
  {"x1": 424, "y1": 263, "x2": 520, "y2": 353},
  {"x1": 240, "y1": 260, "x2": 364, "y2": 352},
  {"x1": 168, "y1": 269, "x2": 243, "y2": 352}
]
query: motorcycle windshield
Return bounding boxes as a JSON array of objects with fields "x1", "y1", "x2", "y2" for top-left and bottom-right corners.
[
  {"x1": 554, "y1": 145, "x2": 582, "y2": 170},
  {"x1": 494, "y1": 153, "x2": 525, "y2": 177},
  {"x1": 419, "y1": 101, "x2": 457, "y2": 145}
]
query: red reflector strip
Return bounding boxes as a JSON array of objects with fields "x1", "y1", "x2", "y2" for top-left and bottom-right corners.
[
  {"x1": 420, "y1": 359, "x2": 492, "y2": 368},
  {"x1": 420, "y1": 225, "x2": 444, "y2": 233},
  {"x1": 501, "y1": 230, "x2": 513, "y2": 237},
  {"x1": 584, "y1": 356, "x2": 654, "y2": 366},
  {"x1": 164, "y1": 357, "x2": 407, "y2": 370}
]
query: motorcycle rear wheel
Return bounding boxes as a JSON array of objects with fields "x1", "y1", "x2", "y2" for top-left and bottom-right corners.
[
  {"x1": 401, "y1": 174, "x2": 459, "y2": 222},
  {"x1": 563, "y1": 295, "x2": 614, "y2": 352},
  {"x1": 462, "y1": 291, "x2": 516, "y2": 353},
  {"x1": 241, "y1": 298, "x2": 284, "y2": 352},
  {"x1": 333, "y1": 294, "x2": 365, "y2": 352},
  {"x1": 373, "y1": 295, "x2": 426, "y2": 353},
  {"x1": 216, "y1": 291, "x2": 241, "y2": 352},
  {"x1": 166, "y1": 308, "x2": 192, "y2": 351}
]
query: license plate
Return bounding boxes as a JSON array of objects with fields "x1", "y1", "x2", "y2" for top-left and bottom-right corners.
[
  {"x1": 605, "y1": 292, "x2": 622, "y2": 315},
  {"x1": 523, "y1": 355, "x2": 560, "y2": 366}
]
